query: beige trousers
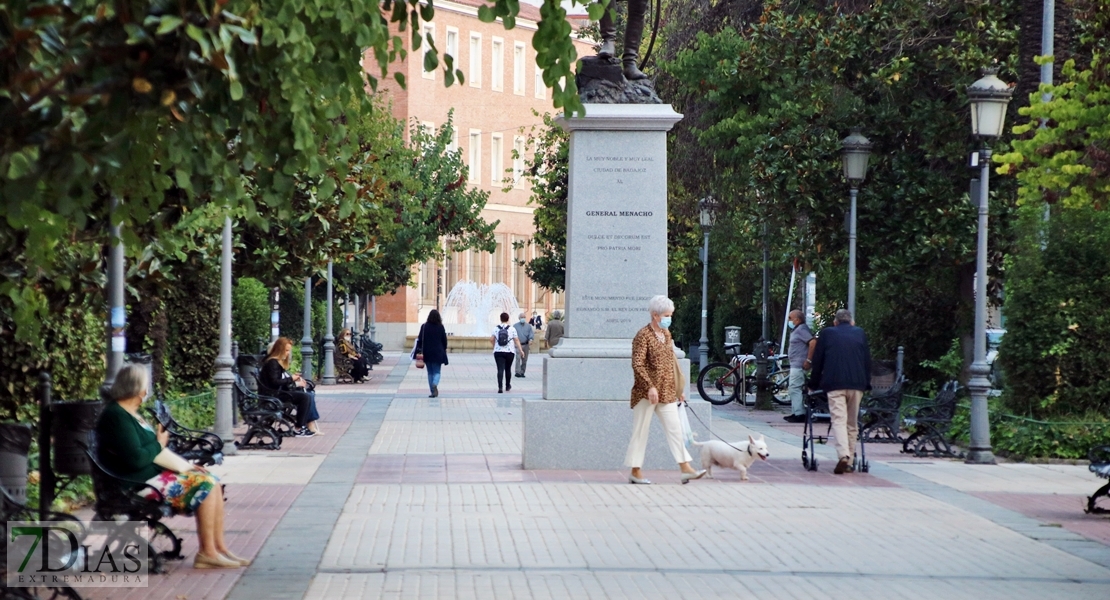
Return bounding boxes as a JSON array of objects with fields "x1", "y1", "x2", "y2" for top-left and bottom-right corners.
[
  {"x1": 624, "y1": 400, "x2": 692, "y2": 468},
  {"x1": 827, "y1": 389, "x2": 863, "y2": 460}
]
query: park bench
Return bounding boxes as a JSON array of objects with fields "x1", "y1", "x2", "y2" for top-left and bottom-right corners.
[
  {"x1": 334, "y1": 351, "x2": 355, "y2": 384},
  {"x1": 1, "y1": 484, "x2": 86, "y2": 598},
  {"x1": 151, "y1": 399, "x2": 224, "y2": 466},
  {"x1": 1085, "y1": 444, "x2": 1110, "y2": 514},
  {"x1": 901, "y1": 380, "x2": 962, "y2": 458},
  {"x1": 253, "y1": 368, "x2": 313, "y2": 437},
  {"x1": 233, "y1": 374, "x2": 288, "y2": 449},
  {"x1": 859, "y1": 377, "x2": 906, "y2": 444},
  {"x1": 83, "y1": 431, "x2": 185, "y2": 574}
]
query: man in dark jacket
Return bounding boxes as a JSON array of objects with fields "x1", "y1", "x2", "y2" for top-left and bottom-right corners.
[{"x1": 809, "y1": 309, "x2": 871, "y2": 474}]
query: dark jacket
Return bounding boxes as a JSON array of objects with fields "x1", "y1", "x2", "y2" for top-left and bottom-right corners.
[
  {"x1": 259, "y1": 358, "x2": 296, "y2": 392},
  {"x1": 417, "y1": 322, "x2": 449, "y2": 366},
  {"x1": 809, "y1": 323, "x2": 871, "y2": 392},
  {"x1": 95, "y1": 401, "x2": 164, "y2": 485}
]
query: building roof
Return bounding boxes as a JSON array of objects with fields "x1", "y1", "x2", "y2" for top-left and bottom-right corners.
[{"x1": 435, "y1": 0, "x2": 589, "y2": 28}]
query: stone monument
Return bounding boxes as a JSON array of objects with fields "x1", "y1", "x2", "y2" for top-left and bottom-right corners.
[{"x1": 521, "y1": 96, "x2": 713, "y2": 469}]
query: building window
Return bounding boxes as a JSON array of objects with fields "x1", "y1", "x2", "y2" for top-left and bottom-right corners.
[
  {"x1": 446, "y1": 245, "x2": 458, "y2": 292},
  {"x1": 445, "y1": 27, "x2": 458, "y2": 67},
  {"x1": 421, "y1": 24, "x2": 435, "y2": 80},
  {"x1": 490, "y1": 134, "x2": 503, "y2": 188},
  {"x1": 468, "y1": 130, "x2": 481, "y2": 183},
  {"x1": 491, "y1": 241, "x2": 504, "y2": 284},
  {"x1": 469, "y1": 32, "x2": 482, "y2": 88},
  {"x1": 467, "y1": 249, "x2": 483, "y2": 283},
  {"x1": 535, "y1": 65, "x2": 546, "y2": 99},
  {"x1": 420, "y1": 121, "x2": 435, "y2": 149},
  {"x1": 513, "y1": 42, "x2": 526, "y2": 95},
  {"x1": 491, "y1": 38, "x2": 504, "y2": 92},
  {"x1": 513, "y1": 136, "x2": 526, "y2": 188},
  {"x1": 447, "y1": 125, "x2": 458, "y2": 153},
  {"x1": 421, "y1": 260, "x2": 436, "y2": 304},
  {"x1": 513, "y1": 242, "x2": 527, "y2": 304}
]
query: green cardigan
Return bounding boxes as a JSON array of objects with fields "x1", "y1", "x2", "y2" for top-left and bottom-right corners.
[{"x1": 94, "y1": 401, "x2": 164, "y2": 484}]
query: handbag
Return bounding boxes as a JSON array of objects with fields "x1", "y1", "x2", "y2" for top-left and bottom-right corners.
[
  {"x1": 415, "y1": 353, "x2": 425, "y2": 369},
  {"x1": 673, "y1": 354, "x2": 693, "y2": 445},
  {"x1": 677, "y1": 400, "x2": 694, "y2": 446}
]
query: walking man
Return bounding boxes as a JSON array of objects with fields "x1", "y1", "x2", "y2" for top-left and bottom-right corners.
[
  {"x1": 783, "y1": 309, "x2": 816, "y2": 423},
  {"x1": 514, "y1": 312, "x2": 535, "y2": 378},
  {"x1": 809, "y1": 309, "x2": 871, "y2": 474}
]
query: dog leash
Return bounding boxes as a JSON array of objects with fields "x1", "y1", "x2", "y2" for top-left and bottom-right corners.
[{"x1": 681, "y1": 400, "x2": 753, "y2": 456}]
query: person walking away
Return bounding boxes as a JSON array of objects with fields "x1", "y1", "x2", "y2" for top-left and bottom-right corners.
[
  {"x1": 783, "y1": 309, "x2": 816, "y2": 423},
  {"x1": 625, "y1": 295, "x2": 706, "y2": 485},
  {"x1": 513, "y1": 312, "x2": 535, "y2": 378},
  {"x1": 491, "y1": 312, "x2": 524, "y2": 393},
  {"x1": 809, "y1": 309, "x2": 871, "y2": 474},
  {"x1": 416, "y1": 310, "x2": 449, "y2": 398},
  {"x1": 545, "y1": 310, "x2": 565, "y2": 351}
]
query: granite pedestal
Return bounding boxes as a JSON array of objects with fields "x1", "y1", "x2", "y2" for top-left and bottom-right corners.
[{"x1": 522, "y1": 104, "x2": 709, "y2": 470}]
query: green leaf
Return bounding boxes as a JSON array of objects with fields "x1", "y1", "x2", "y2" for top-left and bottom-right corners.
[
  {"x1": 156, "y1": 16, "x2": 184, "y2": 35},
  {"x1": 394, "y1": 72, "x2": 407, "y2": 87},
  {"x1": 229, "y1": 80, "x2": 244, "y2": 101},
  {"x1": 477, "y1": 6, "x2": 495, "y2": 23}
]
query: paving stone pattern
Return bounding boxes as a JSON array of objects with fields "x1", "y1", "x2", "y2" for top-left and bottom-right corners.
[{"x1": 74, "y1": 354, "x2": 1110, "y2": 599}]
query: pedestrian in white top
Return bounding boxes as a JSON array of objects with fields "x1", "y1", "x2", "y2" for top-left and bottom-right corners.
[{"x1": 491, "y1": 312, "x2": 524, "y2": 393}]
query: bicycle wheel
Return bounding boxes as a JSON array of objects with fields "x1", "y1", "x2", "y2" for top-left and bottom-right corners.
[
  {"x1": 771, "y1": 369, "x2": 791, "y2": 405},
  {"x1": 697, "y1": 363, "x2": 740, "y2": 405}
]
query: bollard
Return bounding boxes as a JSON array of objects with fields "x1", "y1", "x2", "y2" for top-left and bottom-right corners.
[{"x1": 896, "y1": 346, "x2": 904, "y2": 381}]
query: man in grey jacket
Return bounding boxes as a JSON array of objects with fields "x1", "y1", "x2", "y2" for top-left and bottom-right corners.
[{"x1": 513, "y1": 312, "x2": 535, "y2": 378}]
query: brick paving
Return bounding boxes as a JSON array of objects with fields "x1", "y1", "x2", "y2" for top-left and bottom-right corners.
[{"x1": 64, "y1": 353, "x2": 1110, "y2": 599}]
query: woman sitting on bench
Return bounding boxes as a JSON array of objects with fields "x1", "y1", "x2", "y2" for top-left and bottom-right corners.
[
  {"x1": 338, "y1": 328, "x2": 370, "y2": 382},
  {"x1": 96, "y1": 364, "x2": 249, "y2": 569},
  {"x1": 259, "y1": 337, "x2": 322, "y2": 437}
]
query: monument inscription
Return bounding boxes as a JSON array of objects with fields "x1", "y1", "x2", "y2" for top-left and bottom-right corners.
[{"x1": 565, "y1": 131, "x2": 668, "y2": 339}]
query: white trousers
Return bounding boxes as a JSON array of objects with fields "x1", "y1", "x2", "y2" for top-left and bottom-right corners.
[
  {"x1": 624, "y1": 400, "x2": 692, "y2": 468},
  {"x1": 827, "y1": 389, "x2": 863, "y2": 460}
]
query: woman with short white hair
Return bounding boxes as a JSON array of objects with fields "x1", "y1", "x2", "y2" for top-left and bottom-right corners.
[
  {"x1": 95, "y1": 364, "x2": 248, "y2": 568},
  {"x1": 625, "y1": 295, "x2": 706, "y2": 484}
]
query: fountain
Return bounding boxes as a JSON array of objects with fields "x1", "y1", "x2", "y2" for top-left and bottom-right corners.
[{"x1": 442, "y1": 281, "x2": 521, "y2": 336}]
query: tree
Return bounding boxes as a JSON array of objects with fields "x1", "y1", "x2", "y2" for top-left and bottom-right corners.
[
  {"x1": 1, "y1": 0, "x2": 595, "y2": 341},
  {"x1": 658, "y1": 0, "x2": 1021, "y2": 377},
  {"x1": 514, "y1": 113, "x2": 568, "y2": 293}
]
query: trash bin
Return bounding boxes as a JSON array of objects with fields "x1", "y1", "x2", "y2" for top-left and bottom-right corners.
[
  {"x1": 724, "y1": 326, "x2": 742, "y2": 355},
  {"x1": 52, "y1": 401, "x2": 103, "y2": 476},
  {"x1": 237, "y1": 354, "x2": 260, "y2": 391},
  {"x1": 0, "y1": 423, "x2": 32, "y2": 503}
]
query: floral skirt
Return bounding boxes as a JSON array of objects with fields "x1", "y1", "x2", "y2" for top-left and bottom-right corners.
[{"x1": 140, "y1": 470, "x2": 219, "y2": 513}]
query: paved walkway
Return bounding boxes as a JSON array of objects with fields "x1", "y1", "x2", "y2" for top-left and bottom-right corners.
[{"x1": 84, "y1": 353, "x2": 1110, "y2": 599}]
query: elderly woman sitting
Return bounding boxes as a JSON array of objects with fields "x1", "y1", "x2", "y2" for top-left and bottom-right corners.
[
  {"x1": 625, "y1": 295, "x2": 706, "y2": 484},
  {"x1": 95, "y1": 364, "x2": 248, "y2": 569}
]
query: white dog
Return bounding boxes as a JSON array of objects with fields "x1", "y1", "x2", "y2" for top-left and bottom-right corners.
[{"x1": 691, "y1": 434, "x2": 770, "y2": 480}]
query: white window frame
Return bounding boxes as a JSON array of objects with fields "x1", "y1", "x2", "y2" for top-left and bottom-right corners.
[
  {"x1": 469, "y1": 32, "x2": 482, "y2": 88},
  {"x1": 513, "y1": 41, "x2": 526, "y2": 96},
  {"x1": 513, "y1": 135, "x2": 526, "y2": 188},
  {"x1": 468, "y1": 129, "x2": 482, "y2": 184},
  {"x1": 491, "y1": 37, "x2": 504, "y2": 92},
  {"x1": 420, "y1": 121, "x2": 435, "y2": 150},
  {"x1": 421, "y1": 23, "x2": 436, "y2": 80},
  {"x1": 490, "y1": 133, "x2": 503, "y2": 188},
  {"x1": 445, "y1": 26, "x2": 459, "y2": 68},
  {"x1": 535, "y1": 64, "x2": 546, "y2": 99},
  {"x1": 447, "y1": 125, "x2": 458, "y2": 153}
]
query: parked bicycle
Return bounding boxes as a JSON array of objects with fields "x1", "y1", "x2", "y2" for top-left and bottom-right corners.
[{"x1": 696, "y1": 352, "x2": 791, "y2": 406}]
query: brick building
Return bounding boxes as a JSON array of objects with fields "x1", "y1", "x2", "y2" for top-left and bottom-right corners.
[{"x1": 367, "y1": 0, "x2": 592, "y2": 350}]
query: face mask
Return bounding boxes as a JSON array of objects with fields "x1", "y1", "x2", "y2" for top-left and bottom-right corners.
[
  {"x1": 787, "y1": 321, "x2": 796, "y2": 330},
  {"x1": 659, "y1": 317, "x2": 672, "y2": 329},
  {"x1": 520, "y1": 318, "x2": 526, "y2": 324}
]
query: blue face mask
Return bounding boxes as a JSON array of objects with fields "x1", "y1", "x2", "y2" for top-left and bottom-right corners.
[
  {"x1": 787, "y1": 321, "x2": 796, "y2": 330},
  {"x1": 520, "y1": 318, "x2": 526, "y2": 324},
  {"x1": 659, "y1": 317, "x2": 672, "y2": 329}
]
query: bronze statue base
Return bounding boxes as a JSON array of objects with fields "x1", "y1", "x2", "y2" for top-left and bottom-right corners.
[{"x1": 576, "y1": 56, "x2": 662, "y2": 105}]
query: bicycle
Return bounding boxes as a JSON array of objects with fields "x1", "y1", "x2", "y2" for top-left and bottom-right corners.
[{"x1": 696, "y1": 353, "x2": 791, "y2": 406}]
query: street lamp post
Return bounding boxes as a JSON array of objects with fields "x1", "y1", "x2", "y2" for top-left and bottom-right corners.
[
  {"x1": 841, "y1": 128, "x2": 872, "y2": 317},
  {"x1": 698, "y1": 197, "x2": 716, "y2": 373},
  {"x1": 322, "y1": 261, "x2": 337, "y2": 385},
  {"x1": 301, "y1": 277, "x2": 314, "y2": 380},
  {"x1": 213, "y1": 216, "x2": 236, "y2": 453},
  {"x1": 966, "y1": 67, "x2": 1013, "y2": 465}
]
